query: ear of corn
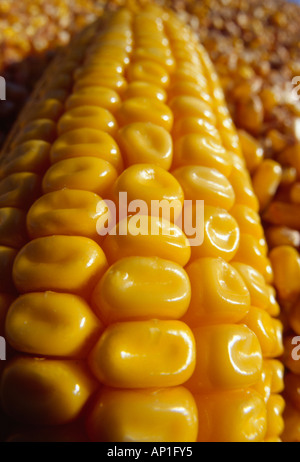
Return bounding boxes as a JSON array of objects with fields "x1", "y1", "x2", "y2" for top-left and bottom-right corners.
[{"x1": 0, "y1": 4, "x2": 284, "y2": 442}]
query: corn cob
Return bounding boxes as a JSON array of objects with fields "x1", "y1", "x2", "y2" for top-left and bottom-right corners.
[{"x1": 0, "y1": 4, "x2": 284, "y2": 442}]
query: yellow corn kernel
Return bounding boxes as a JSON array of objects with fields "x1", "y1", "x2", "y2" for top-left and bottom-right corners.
[
  {"x1": 0, "y1": 141, "x2": 50, "y2": 179},
  {"x1": 263, "y1": 201, "x2": 300, "y2": 230},
  {"x1": 0, "y1": 357, "x2": 97, "y2": 425},
  {"x1": 50, "y1": 128, "x2": 123, "y2": 172},
  {"x1": 13, "y1": 235, "x2": 107, "y2": 298},
  {"x1": 65, "y1": 87, "x2": 121, "y2": 113},
  {"x1": 102, "y1": 215, "x2": 191, "y2": 267},
  {"x1": 57, "y1": 106, "x2": 118, "y2": 137},
  {"x1": 189, "y1": 205, "x2": 239, "y2": 262},
  {"x1": 116, "y1": 97, "x2": 173, "y2": 131},
  {"x1": 42, "y1": 157, "x2": 118, "y2": 197},
  {"x1": 172, "y1": 134, "x2": 232, "y2": 177},
  {"x1": 252, "y1": 160, "x2": 282, "y2": 212},
  {"x1": 172, "y1": 165, "x2": 235, "y2": 210},
  {"x1": 242, "y1": 307, "x2": 283, "y2": 358},
  {"x1": 186, "y1": 324, "x2": 262, "y2": 392},
  {"x1": 269, "y1": 245, "x2": 300, "y2": 302},
  {"x1": 238, "y1": 129, "x2": 264, "y2": 174},
  {"x1": 88, "y1": 320, "x2": 195, "y2": 388},
  {"x1": 280, "y1": 142, "x2": 300, "y2": 177},
  {"x1": 169, "y1": 95, "x2": 215, "y2": 125},
  {"x1": 86, "y1": 387, "x2": 198, "y2": 442},
  {"x1": 132, "y1": 47, "x2": 175, "y2": 72},
  {"x1": 265, "y1": 285, "x2": 281, "y2": 317},
  {"x1": 92, "y1": 256, "x2": 191, "y2": 324},
  {"x1": 168, "y1": 81, "x2": 211, "y2": 103},
  {"x1": 74, "y1": 73, "x2": 127, "y2": 94},
  {"x1": 0, "y1": 246, "x2": 18, "y2": 293},
  {"x1": 13, "y1": 119, "x2": 56, "y2": 146},
  {"x1": 117, "y1": 122, "x2": 172, "y2": 170},
  {"x1": 232, "y1": 233, "x2": 273, "y2": 283},
  {"x1": 231, "y1": 263, "x2": 269, "y2": 310},
  {"x1": 265, "y1": 226, "x2": 300, "y2": 249},
  {"x1": 127, "y1": 60, "x2": 170, "y2": 88},
  {"x1": 171, "y1": 116, "x2": 221, "y2": 142},
  {"x1": 0, "y1": 172, "x2": 40, "y2": 209},
  {"x1": 5, "y1": 292, "x2": 102, "y2": 357},
  {"x1": 111, "y1": 163, "x2": 184, "y2": 221},
  {"x1": 228, "y1": 166, "x2": 259, "y2": 212},
  {"x1": 26, "y1": 189, "x2": 106, "y2": 242},
  {"x1": 265, "y1": 360, "x2": 285, "y2": 394},
  {"x1": 182, "y1": 257, "x2": 250, "y2": 326},
  {"x1": 195, "y1": 389, "x2": 266, "y2": 442},
  {"x1": 230, "y1": 204, "x2": 264, "y2": 240},
  {"x1": 0, "y1": 208, "x2": 27, "y2": 248},
  {"x1": 123, "y1": 81, "x2": 167, "y2": 102}
]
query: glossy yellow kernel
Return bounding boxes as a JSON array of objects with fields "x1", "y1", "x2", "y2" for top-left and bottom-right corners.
[
  {"x1": 230, "y1": 204, "x2": 264, "y2": 240},
  {"x1": 238, "y1": 129, "x2": 264, "y2": 174},
  {"x1": 57, "y1": 106, "x2": 118, "y2": 137},
  {"x1": 117, "y1": 122, "x2": 172, "y2": 170},
  {"x1": 102, "y1": 215, "x2": 191, "y2": 267},
  {"x1": 266, "y1": 395, "x2": 285, "y2": 438},
  {"x1": 232, "y1": 233, "x2": 273, "y2": 283},
  {"x1": 265, "y1": 285, "x2": 280, "y2": 317},
  {"x1": 42, "y1": 157, "x2": 117, "y2": 197},
  {"x1": 13, "y1": 119, "x2": 56, "y2": 146},
  {"x1": 0, "y1": 172, "x2": 40, "y2": 209},
  {"x1": 188, "y1": 205, "x2": 239, "y2": 262},
  {"x1": 86, "y1": 387, "x2": 198, "y2": 442},
  {"x1": 172, "y1": 134, "x2": 232, "y2": 177},
  {"x1": 242, "y1": 307, "x2": 282, "y2": 358},
  {"x1": 269, "y1": 245, "x2": 300, "y2": 302},
  {"x1": 263, "y1": 201, "x2": 300, "y2": 230},
  {"x1": 0, "y1": 208, "x2": 27, "y2": 248},
  {"x1": 92, "y1": 256, "x2": 191, "y2": 324},
  {"x1": 265, "y1": 360, "x2": 284, "y2": 394},
  {"x1": 228, "y1": 166, "x2": 259, "y2": 212},
  {"x1": 0, "y1": 357, "x2": 97, "y2": 425},
  {"x1": 168, "y1": 81, "x2": 211, "y2": 103},
  {"x1": 231, "y1": 262, "x2": 270, "y2": 310},
  {"x1": 5, "y1": 292, "x2": 102, "y2": 357},
  {"x1": 75, "y1": 60, "x2": 124, "y2": 78},
  {"x1": 74, "y1": 72, "x2": 127, "y2": 93},
  {"x1": 252, "y1": 361, "x2": 272, "y2": 403},
  {"x1": 182, "y1": 257, "x2": 250, "y2": 326},
  {"x1": 112, "y1": 164, "x2": 184, "y2": 221},
  {"x1": 169, "y1": 96, "x2": 216, "y2": 125},
  {"x1": 127, "y1": 60, "x2": 170, "y2": 88},
  {"x1": 50, "y1": 128, "x2": 123, "y2": 172},
  {"x1": 13, "y1": 235, "x2": 107, "y2": 297},
  {"x1": 27, "y1": 189, "x2": 107, "y2": 242},
  {"x1": 252, "y1": 160, "x2": 282, "y2": 212},
  {"x1": 132, "y1": 47, "x2": 175, "y2": 71},
  {"x1": 88, "y1": 320, "x2": 195, "y2": 388},
  {"x1": 172, "y1": 166, "x2": 235, "y2": 210},
  {"x1": 186, "y1": 324, "x2": 262, "y2": 392},
  {"x1": 0, "y1": 141, "x2": 50, "y2": 179},
  {"x1": 171, "y1": 68, "x2": 208, "y2": 90},
  {"x1": 23, "y1": 99, "x2": 64, "y2": 124},
  {"x1": 195, "y1": 389, "x2": 266, "y2": 442},
  {"x1": 0, "y1": 246, "x2": 18, "y2": 292},
  {"x1": 172, "y1": 117, "x2": 221, "y2": 142},
  {"x1": 65, "y1": 87, "x2": 121, "y2": 113},
  {"x1": 123, "y1": 81, "x2": 167, "y2": 102},
  {"x1": 116, "y1": 97, "x2": 173, "y2": 131}
]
